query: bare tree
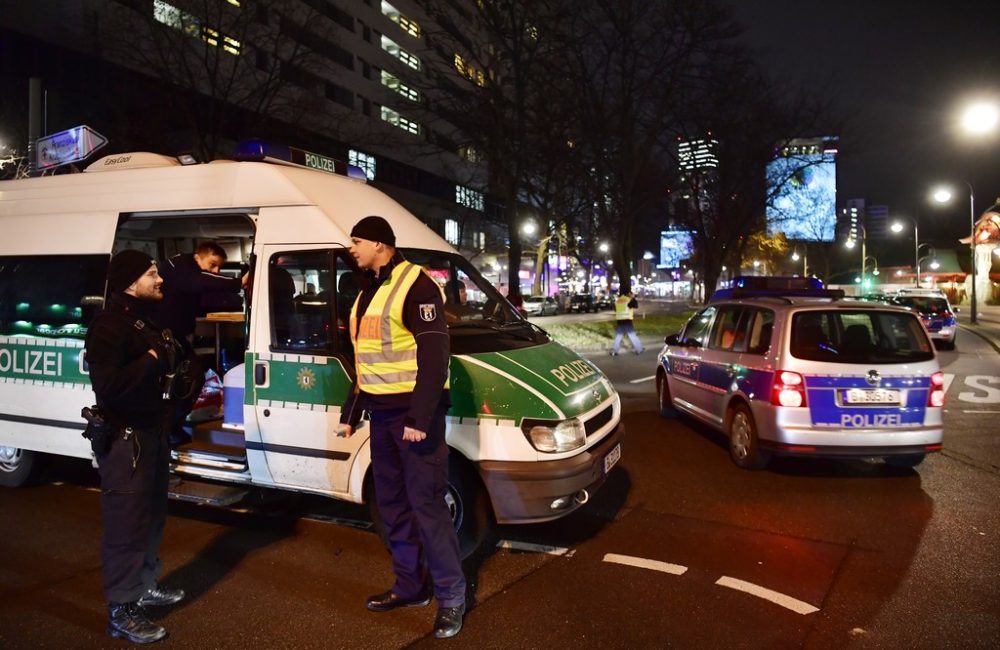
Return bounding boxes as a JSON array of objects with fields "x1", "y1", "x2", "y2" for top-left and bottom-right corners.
[{"x1": 94, "y1": 0, "x2": 352, "y2": 160}]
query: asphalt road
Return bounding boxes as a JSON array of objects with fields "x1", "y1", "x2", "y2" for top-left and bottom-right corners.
[{"x1": 1, "y1": 317, "x2": 998, "y2": 648}]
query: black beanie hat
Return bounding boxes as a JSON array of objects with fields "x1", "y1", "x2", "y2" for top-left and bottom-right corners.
[
  {"x1": 350, "y1": 215, "x2": 396, "y2": 246},
  {"x1": 107, "y1": 249, "x2": 155, "y2": 292}
]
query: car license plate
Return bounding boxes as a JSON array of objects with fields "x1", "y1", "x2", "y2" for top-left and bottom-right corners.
[
  {"x1": 844, "y1": 388, "x2": 901, "y2": 405},
  {"x1": 604, "y1": 443, "x2": 621, "y2": 474}
]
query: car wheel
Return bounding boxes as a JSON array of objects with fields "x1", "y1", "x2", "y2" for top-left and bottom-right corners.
[
  {"x1": 885, "y1": 454, "x2": 925, "y2": 468},
  {"x1": 0, "y1": 447, "x2": 43, "y2": 487},
  {"x1": 657, "y1": 373, "x2": 676, "y2": 418},
  {"x1": 727, "y1": 403, "x2": 770, "y2": 470},
  {"x1": 366, "y1": 451, "x2": 491, "y2": 559}
]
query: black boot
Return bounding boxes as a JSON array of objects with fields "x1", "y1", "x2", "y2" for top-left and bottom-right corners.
[
  {"x1": 138, "y1": 584, "x2": 185, "y2": 607},
  {"x1": 107, "y1": 602, "x2": 167, "y2": 644}
]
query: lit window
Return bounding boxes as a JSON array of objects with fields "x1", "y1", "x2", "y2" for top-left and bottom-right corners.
[
  {"x1": 381, "y1": 70, "x2": 419, "y2": 102},
  {"x1": 458, "y1": 145, "x2": 481, "y2": 163},
  {"x1": 381, "y1": 106, "x2": 420, "y2": 135},
  {"x1": 445, "y1": 219, "x2": 460, "y2": 245},
  {"x1": 381, "y1": 36, "x2": 421, "y2": 71},
  {"x1": 223, "y1": 36, "x2": 241, "y2": 55},
  {"x1": 454, "y1": 54, "x2": 485, "y2": 87},
  {"x1": 381, "y1": 1, "x2": 421, "y2": 38},
  {"x1": 476, "y1": 231, "x2": 486, "y2": 249},
  {"x1": 227, "y1": 0, "x2": 241, "y2": 6},
  {"x1": 349, "y1": 149, "x2": 377, "y2": 181},
  {"x1": 456, "y1": 185, "x2": 484, "y2": 212}
]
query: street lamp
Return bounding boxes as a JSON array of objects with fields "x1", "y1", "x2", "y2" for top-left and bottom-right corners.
[
  {"x1": 933, "y1": 182, "x2": 977, "y2": 323},
  {"x1": 891, "y1": 215, "x2": 920, "y2": 286},
  {"x1": 960, "y1": 101, "x2": 999, "y2": 136},
  {"x1": 845, "y1": 223, "x2": 867, "y2": 287},
  {"x1": 915, "y1": 243, "x2": 935, "y2": 287},
  {"x1": 790, "y1": 244, "x2": 808, "y2": 276}
]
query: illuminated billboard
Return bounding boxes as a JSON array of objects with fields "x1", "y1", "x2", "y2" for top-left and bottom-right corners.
[
  {"x1": 766, "y1": 139, "x2": 837, "y2": 241},
  {"x1": 658, "y1": 230, "x2": 694, "y2": 269}
]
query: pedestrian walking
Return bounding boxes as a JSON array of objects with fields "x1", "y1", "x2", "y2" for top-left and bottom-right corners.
[
  {"x1": 610, "y1": 290, "x2": 645, "y2": 356},
  {"x1": 84, "y1": 249, "x2": 188, "y2": 644},
  {"x1": 335, "y1": 216, "x2": 467, "y2": 639}
]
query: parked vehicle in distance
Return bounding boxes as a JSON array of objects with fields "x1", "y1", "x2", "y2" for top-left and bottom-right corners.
[
  {"x1": 523, "y1": 295, "x2": 559, "y2": 316},
  {"x1": 568, "y1": 293, "x2": 596, "y2": 313},
  {"x1": 889, "y1": 288, "x2": 957, "y2": 350},
  {"x1": 655, "y1": 276, "x2": 945, "y2": 470},
  {"x1": 593, "y1": 293, "x2": 614, "y2": 311}
]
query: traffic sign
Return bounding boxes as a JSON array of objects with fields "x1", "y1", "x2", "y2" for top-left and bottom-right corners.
[{"x1": 35, "y1": 125, "x2": 108, "y2": 171}]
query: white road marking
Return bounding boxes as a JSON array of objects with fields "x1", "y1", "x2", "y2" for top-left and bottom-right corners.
[
  {"x1": 943, "y1": 373, "x2": 955, "y2": 395},
  {"x1": 715, "y1": 576, "x2": 819, "y2": 615},
  {"x1": 958, "y1": 375, "x2": 1000, "y2": 403},
  {"x1": 497, "y1": 540, "x2": 574, "y2": 556},
  {"x1": 960, "y1": 410, "x2": 1000, "y2": 414},
  {"x1": 602, "y1": 553, "x2": 688, "y2": 575},
  {"x1": 629, "y1": 375, "x2": 657, "y2": 384}
]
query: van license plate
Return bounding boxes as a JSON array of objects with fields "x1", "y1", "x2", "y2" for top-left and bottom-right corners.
[
  {"x1": 604, "y1": 443, "x2": 621, "y2": 474},
  {"x1": 845, "y1": 388, "x2": 901, "y2": 404}
]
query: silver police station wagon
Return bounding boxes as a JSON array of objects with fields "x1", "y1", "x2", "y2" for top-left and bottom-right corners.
[{"x1": 656, "y1": 277, "x2": 945, "y2": 470}]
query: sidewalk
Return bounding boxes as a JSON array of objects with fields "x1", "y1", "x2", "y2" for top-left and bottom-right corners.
[{"x1": 956, "y1": 303, "x2": 1000, "y2": 353}]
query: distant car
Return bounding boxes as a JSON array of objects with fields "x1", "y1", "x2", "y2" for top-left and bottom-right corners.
[
  {"x1": 568, "y1": 293, "x2": 596, "y2": 313},
  {"x1": 890, "y1": 289, "x2": 957, "y2": 349},
  {"x1": 593, "y1": 294, "x2": 614, "y2": 311},
  {"x1": 523, "y1": 295, "x2": 558, "y2": 316}
]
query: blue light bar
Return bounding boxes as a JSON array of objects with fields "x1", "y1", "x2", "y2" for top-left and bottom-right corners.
[{"x1": 233, "y1": 139, "x2": 368, "y2": 181}]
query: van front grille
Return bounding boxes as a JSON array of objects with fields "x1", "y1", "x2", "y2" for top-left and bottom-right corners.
[{"x1": 585, "y1": 405, "x2": 614, "y2": 437}]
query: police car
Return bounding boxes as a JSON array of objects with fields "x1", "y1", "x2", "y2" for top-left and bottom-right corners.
[
  {"x1": 890, "y1": 287, "x2": 958, "y2": 350},
  {"x1": 655, "y1": 277, "x2": 944, "y2": 470}
]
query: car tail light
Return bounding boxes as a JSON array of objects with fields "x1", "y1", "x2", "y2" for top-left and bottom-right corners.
[
  {"x1": 928, "y1": 371, "x2": 945, "y2": 407},
  {"x1": 771, "y1": 370, "x2": 807, "y2": 407}
]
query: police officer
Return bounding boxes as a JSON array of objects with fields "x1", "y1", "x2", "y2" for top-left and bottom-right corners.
[
  {"x1": 610, "y1": 290, "x2": 644, "y2": 356},
  {"x1": 155, "y1": 242, "x2": 248, "y2": 445},
  {"x1": 86, "y1": 249, "x2": 185, "y2": 644},
  {"x1": 335, "y1": 216, "x2": 466, "y2": 639}
]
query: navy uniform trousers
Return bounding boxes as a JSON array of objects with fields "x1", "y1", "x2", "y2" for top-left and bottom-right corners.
[
  {"x1": 96, "y1": 425, "x2": 170, "y2": 604},
  {"x1": 369, "y1": 405, "x2": 466, "y2": 609}
]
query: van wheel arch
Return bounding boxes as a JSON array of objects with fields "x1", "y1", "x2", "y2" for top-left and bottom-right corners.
[
  {"x1": 364, "y1": 449, "x2": 492, "y2": 559},
  {"x1": 0, "y1": 447, "x2": 45, "y2": 488}
]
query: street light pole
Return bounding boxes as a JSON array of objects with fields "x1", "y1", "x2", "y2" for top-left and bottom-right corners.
[{"x1": 968, "y1": 181, "x2": 977, "y2": 324}]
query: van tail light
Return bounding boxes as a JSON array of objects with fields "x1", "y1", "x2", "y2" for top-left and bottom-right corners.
[
  {"x1": 928, "y1": 371, "x2": 945, "y2": 407},
  {"x1": 771, "y1": 370, "x2": 807, "y2": 407}
]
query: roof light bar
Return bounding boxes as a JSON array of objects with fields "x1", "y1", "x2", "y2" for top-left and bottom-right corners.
[{"x1": 233, "y1": 139, "x2": 367, "y2": 181}]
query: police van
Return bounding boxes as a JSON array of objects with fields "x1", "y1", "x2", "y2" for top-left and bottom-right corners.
[
  {"x1": 0, "y1": 141, "x2": 624, "y2": 555},
  {"x1": 655, "y1": 276, "x2": 944, "y2": 470},
  {"x1": 890, "y1": 287, "x2": 958, "y2": 350}
]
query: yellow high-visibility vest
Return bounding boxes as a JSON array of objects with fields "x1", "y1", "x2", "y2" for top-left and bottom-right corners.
[
  {"x1": 350, "y1": 260, "x2": 449, "y2": 394},
  {"x1": 614, "y1": 295, "x2": 633, "y2": 320}
]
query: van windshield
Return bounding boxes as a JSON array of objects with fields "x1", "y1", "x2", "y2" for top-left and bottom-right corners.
[
  {"x1": 400, "y1": 249, "x2": 548, "y2": 353},
  {"x1": 790, "y1": 310, "x2": 935, "y2": 363}
]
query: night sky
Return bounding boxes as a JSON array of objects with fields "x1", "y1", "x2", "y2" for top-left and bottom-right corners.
[{"x1": 730, "y1": 0, "x2": 1000, "y2": 246}]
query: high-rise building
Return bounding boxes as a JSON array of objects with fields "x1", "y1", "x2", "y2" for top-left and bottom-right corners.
[{"x1": 0, "y1": 0, "x2": 500, "y2": 262}]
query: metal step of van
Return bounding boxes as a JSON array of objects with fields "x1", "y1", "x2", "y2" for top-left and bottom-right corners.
[
  {"x1": 168, "y1": 478, "x2": 249, "y2": 507},
  {"x1": 172, "y1": 447, "x2": 247, "y2": 471}
]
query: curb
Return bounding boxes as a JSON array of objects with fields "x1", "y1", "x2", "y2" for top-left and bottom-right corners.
[{"x1": 958, "y1": 323, "x2": 1000, "y2": 354}]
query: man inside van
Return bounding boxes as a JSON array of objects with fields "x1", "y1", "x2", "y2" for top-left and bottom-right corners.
[
  {"x1": 155, "y1": 241, "x2": 249, "y2": 445},
  {"x1": 86, "y1": 249, "x2": 186, "y2": 644},
  {"x1": 335, "y1": 216, "x2": 467, "y2": 639}
]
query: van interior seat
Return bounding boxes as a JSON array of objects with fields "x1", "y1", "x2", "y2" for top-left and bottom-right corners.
[{"x1": 842, "y1": 324, "x2": 873, "y2": 355}]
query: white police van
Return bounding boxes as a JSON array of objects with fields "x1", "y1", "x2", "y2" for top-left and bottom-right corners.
[
  {"x1": 656, "y1": 276, "x2": 944, "y2": 470},
  {"x1": 0, "y1": 142, "x2": 624, "y2": 555},
  {"x1": 891, "y1": 287, "x2": 958, "y2": 349}
]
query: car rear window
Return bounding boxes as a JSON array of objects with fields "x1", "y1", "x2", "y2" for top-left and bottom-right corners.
[
  {"x1": 790, "y1": 310, "x2": 934, "y2": 363},
  {"x1": 892, "y1": 296, "x2": 951, "y2": 315}
]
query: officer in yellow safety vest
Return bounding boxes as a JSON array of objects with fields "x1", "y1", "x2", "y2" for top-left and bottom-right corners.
[
  {"x1": 610, "y1": 290, "x2": 645, "y2": 356},
  {"x1": 335, "y1": 216, "x2": 466, "y2": 639}
]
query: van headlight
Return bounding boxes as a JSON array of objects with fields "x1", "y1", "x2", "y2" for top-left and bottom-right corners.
[{"x1": 521, "y1": 418, "x2": 586, "y2": 453}]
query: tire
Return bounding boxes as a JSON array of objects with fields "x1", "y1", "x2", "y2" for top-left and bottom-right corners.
[
  {"x1": 727, "y1": 403, "x2": 770, "y2": 470},
  {"x1": 366, "y1": 451, "x2": 492, "y2": 560},
  {"x1": 0, "y1": 447, "x2": 42, "y2": 487},
  {"x1": 885, "y1": 454, "x2": 925, "y2": 468},
  {"x1": 656, "y1": 373, "x2": 677, "y2": 418}
]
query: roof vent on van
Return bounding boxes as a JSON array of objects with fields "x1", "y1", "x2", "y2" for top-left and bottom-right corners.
[{"x1": 85, "y1": 152, "x2": 182, "y2": 172}]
